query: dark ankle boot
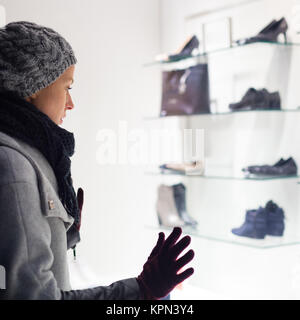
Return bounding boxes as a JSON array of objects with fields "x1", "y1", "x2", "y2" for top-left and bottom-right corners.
[
  {"x1": 232, "y1": 207, "x2": 267, "y2": 239},
  {"x1": 265, "y1": 200, "x2": 285, "y2": 236}
]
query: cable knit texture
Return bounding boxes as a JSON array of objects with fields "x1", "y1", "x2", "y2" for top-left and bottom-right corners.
[
  {"x1": 0, "y1": 21, "x2": 77, "y2": 98},
  {"x1": 0, "y1": 91, "x2": 81, "y2": 245}
]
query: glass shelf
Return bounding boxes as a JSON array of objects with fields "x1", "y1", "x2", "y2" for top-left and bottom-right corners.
[
  {"x1": 146, "y1": 225, "x2": 300, "y2": 249},
  {"x1": 146, "y1": 169, "x2": 299, "y2": 181},
  {"x1": 145, "y1": 108, "x2": 300, "y2": 120},
  {"x1": 144, "y1": 41, "x2": 300, "y2": 66}
]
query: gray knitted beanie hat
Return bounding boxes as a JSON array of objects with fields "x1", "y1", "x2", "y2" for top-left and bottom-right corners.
[{"x1": 0, "y1": 21, "x2": 77, "y2": 98}]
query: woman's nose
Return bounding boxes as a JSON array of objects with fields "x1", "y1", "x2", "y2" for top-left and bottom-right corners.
[{"x1": 66, "y1": 92, "x2": 74, "y2": 109}]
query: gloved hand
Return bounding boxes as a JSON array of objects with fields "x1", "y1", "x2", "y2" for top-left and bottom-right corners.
[{"x1": 137, "y1": 227, "x2": 194, "y2": 300}]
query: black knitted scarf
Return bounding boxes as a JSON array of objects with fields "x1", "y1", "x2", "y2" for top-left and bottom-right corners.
[{"x1": 0, "y1": 91, "x2": 80, "y2": 228}]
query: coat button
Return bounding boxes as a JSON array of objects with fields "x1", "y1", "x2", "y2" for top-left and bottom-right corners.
[{"x1": 48, "y1": 200, "x2": 55, "y2": 210}]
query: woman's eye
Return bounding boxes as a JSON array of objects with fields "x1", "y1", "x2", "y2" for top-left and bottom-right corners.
[{"x1": 67, "y1": 87, "x2": 72, "y2": 90}]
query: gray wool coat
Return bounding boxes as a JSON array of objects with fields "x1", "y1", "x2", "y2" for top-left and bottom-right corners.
[{"x1": 0, "y1": 131, "x2": 141, "y2": 300}]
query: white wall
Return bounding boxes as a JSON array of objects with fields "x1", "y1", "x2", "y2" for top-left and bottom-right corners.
[
  {"x1": 160, "y1": 0, "x2": 300, "y2": 299},
  {"x1": 0, "y1": 0, "x2": 163, "y2": 285},
  {"x1": 0, "y1": 5, "x2": 4, "y2": 26}
]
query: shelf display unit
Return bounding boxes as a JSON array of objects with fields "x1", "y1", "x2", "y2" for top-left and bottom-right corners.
[{"x1": 145, "y1": 40, "x2": 300, "y2": 250}]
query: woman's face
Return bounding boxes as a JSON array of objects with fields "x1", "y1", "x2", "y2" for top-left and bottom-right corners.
[{"x1": 25, "y1": 65, "x2": 75, "y2": 126}]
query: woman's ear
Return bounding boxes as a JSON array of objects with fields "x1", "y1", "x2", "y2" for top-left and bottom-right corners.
[{"x1": 25, "y1": 92, "x2": 38, "y2": 103}]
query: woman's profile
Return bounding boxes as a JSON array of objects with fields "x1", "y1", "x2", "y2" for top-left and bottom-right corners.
[{"x1": 0, "y1": 21, "x2": 194, "y2": 300}]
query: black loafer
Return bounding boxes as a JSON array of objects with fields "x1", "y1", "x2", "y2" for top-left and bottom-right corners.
[
  {"x1": 229, "y1": 88, "x2": 281, "y2": 111},
  {"x1": 242, "y1": 157, "x2": 297, "y2": 177}
]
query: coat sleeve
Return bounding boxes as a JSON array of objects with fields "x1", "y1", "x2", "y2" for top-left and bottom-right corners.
[
  {"x1": 0, "y1": 147, "x2": 142, "y2": 300},
  {"x1": 61, "y1": 278, "x2": 142, "y2": 300}
]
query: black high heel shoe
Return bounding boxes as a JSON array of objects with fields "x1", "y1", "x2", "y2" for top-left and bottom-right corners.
[
  {"x1": 236, "y1": 17, "x2": 288, "y2": 45},
  {"x1": 168, "y1": 35, "x2": 199, "y2": 60},
  {"x1": 155, "y1": 35, "x2": 199, "y2": 62}
]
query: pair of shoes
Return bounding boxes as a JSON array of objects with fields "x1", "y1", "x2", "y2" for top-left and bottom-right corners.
[
  {"x1": 155, "y1": 35, "x2": 199, "y2": 62},
  {"x1": 159, "y1": 160, "x2": 204, "y2": 175},
  {"x1": 236, "y1": 17, "x2": 288, "y2": 45},
  {"x1": 242, "y1": 157, "x2": 297, "y2": 177},
  {"x1": 232, "y1": 200, "x2": 285, "y2": 239},
  {"x1": 156, "y1": 183, "x2": 198, "y2": 228},
  {"x1": 229, "y1": 88, "x2": 281, "y2": 111}
]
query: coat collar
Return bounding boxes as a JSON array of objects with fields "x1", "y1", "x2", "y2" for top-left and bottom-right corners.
[{"x1": 0, "y1": 131, "x2": 74, "y2": 230}]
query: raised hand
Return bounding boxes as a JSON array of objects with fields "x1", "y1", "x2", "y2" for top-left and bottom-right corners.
[{"x1": 137, "y1": 227, "x2": 194, "y2": 299}]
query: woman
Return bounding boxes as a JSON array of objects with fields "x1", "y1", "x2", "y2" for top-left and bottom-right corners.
[{"x1": 0, "y1": 21, "x2": 194, "y2": 300}]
